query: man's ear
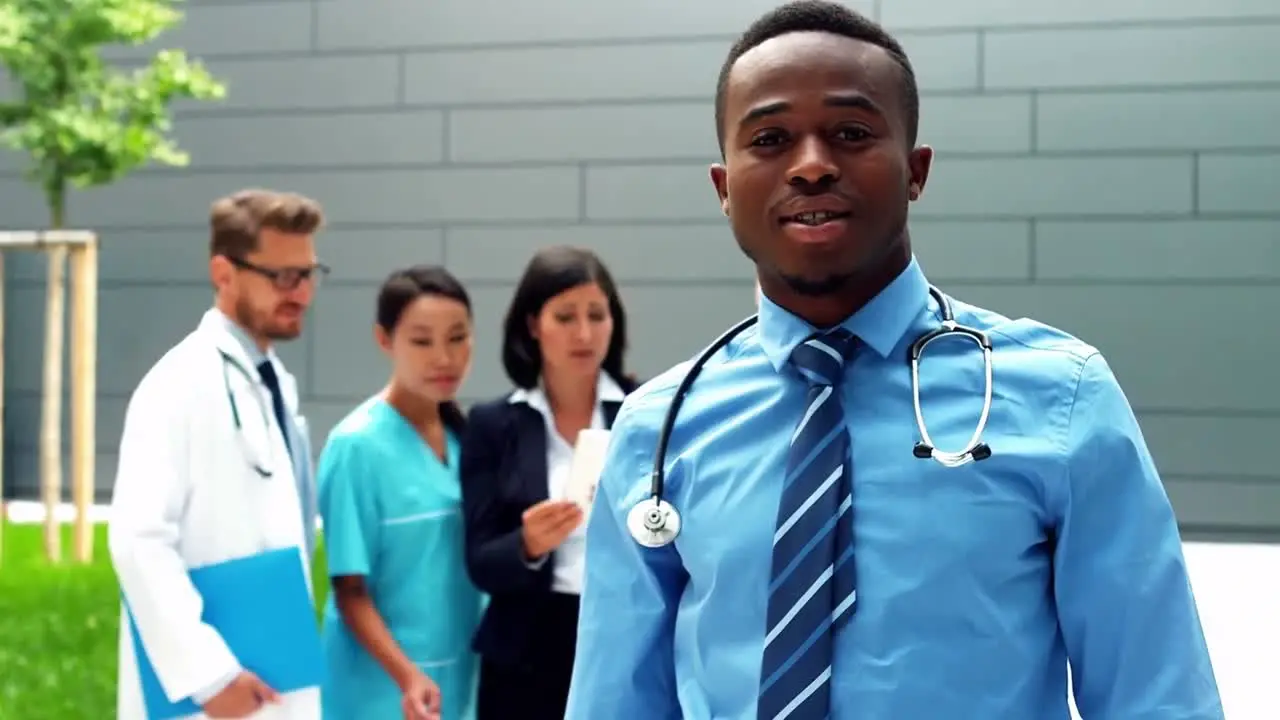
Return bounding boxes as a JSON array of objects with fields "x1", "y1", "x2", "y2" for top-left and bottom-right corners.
[
  {"x1": 709, "y1": 164, "x2": 730, "y2": 216},
  {"x1": 907, "y1": 145, "x2": 934, "y2": 201},
  {"x1": 209, "y1": 254, "x2": 233, "y2": 292}
]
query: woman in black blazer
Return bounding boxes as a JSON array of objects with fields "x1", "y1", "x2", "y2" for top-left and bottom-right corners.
[{"x1": 459, "y1": 246, "x2": 638, "y2": 720}]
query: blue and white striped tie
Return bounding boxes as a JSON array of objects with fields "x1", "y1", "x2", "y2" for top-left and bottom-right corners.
[{"x1": 758, "y1": 328, "x2": 858, "y2": 720}]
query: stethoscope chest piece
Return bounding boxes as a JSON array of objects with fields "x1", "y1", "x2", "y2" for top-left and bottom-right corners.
[{"x1": 626, "y1": 498, "x2": 681, "y2": 548}]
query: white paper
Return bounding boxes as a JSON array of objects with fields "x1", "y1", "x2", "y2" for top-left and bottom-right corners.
[{"x1": 565, "y1": 429, "x2": 611, "y2": 510}]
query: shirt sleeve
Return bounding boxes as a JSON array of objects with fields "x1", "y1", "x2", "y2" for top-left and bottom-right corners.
[
  {"x1": 189, "y1": 670, "x2": 240, "y2": 705},
  {"x1": 1052, "y1": 352, "x2": 1224, "y2": 718},
  {"x1": 565, "y1": 399, "x2": 686, "y2": 719},
  {"x1": 317, "y1": 435, "x2": 380, "y2": 578}
]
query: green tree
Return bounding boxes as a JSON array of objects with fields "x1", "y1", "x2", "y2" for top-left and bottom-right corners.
[{"x1": 0, "y1": 0, "x2": 226, "y2": 228}]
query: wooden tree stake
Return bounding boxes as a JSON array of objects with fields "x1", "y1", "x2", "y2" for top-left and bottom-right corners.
[{"x1": 70, "y1": 240, "x2": 99, "y2": 563}]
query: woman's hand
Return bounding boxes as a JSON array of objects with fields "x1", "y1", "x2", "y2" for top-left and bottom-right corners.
[
  {"x1": 520, "y1": 499, "x2": 584, "y2": 560},
  {"x1": 400, "y1": 669, "x2": 442, "y2": 720}
]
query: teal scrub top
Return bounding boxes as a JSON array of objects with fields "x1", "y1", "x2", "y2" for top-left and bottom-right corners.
[{"x1": 317, "y1": 396, "x2": 484, "y2": 720}]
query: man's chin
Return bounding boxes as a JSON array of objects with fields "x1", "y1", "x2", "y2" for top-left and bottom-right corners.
[
  {"x1": 778, "y1": 271, "x2": 856, "y2": 297},
  {"x1": 265, "y1": 325, "x2": 304, "y2": 341}
]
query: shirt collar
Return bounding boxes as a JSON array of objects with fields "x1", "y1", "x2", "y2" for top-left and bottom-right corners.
[
  {"x1": 757, "y1": 254, "x2": 930, "y2": 372},
  {"x1": 208, "y1": 307, "x2": 272, "y2": 368},
  {"x1": 509, "y1": 371, "x2": 626, "y2": 411}
]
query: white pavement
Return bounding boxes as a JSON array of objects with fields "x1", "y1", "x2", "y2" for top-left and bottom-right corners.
[{"x1": 4, "y1": 500, "x2": 112, "y2": 525}]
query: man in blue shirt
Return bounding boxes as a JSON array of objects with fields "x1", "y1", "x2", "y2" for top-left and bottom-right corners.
[{"x1": 566, "y1": 2, "x2": 1223, "y2": 718}]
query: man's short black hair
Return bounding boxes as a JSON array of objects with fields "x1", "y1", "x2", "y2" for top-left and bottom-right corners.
[{"x1": 714, "y1": 0, "x2": 919, "y2": 155}]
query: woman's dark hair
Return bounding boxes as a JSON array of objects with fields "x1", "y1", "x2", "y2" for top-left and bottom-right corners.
[
  {"x1": 501, "y1": 246, "x2": 629, "y2": 390},
  {"x1": 376, "y1": 264, "x2": 472, "y2": 435}
]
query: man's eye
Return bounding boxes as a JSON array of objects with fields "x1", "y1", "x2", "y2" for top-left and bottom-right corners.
[{"x1": 751, "y1": 131, "x2": 786, "y2": 146}]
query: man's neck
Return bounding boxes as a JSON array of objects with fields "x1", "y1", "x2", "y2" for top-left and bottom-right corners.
[
  {"x1": 214, "y1": 298, "x2": 270, "y2": 353},
  {"x1": 763, "y1": 241, "x2": 911, "y2": 329}
]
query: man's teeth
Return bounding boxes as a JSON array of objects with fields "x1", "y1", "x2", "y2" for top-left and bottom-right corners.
[{"x1": 790, "y1": 211, "x2": 843, "y2": 225}]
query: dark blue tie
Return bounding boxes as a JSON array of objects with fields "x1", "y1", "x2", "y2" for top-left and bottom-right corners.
[
  {"x1": 259, "y1": 360, "x2": 317, "y2": 557},
  {"x1": 758, "y1": 329, "x2": 858, "y2": 720},
  {"x1": 257, "y1": 361, "x2": 293, "y2": 461}
]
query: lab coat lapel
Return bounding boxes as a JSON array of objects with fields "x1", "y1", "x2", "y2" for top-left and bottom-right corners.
[
  {"x1": 194, "y1": 310, "x2": 303, "y2": 541},
  {"x1": 196, "y1": 309, "x2": 259, "y2": 376}
]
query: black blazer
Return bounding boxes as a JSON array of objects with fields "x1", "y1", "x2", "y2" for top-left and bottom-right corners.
[{"x1": 459, "y1": 378, "x2": 637, "y2": 666}]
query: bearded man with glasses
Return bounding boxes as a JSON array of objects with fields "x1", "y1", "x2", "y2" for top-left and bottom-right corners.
[{"x1": 109, "y1": 188, "x2": 330, "y2": 720}]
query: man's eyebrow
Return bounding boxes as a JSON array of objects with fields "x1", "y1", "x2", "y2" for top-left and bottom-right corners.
[
  {"x1": 739, "y1": 101, "x2": 789, "y2": 127},
  {"x1": 825, "y1": 93, "x2": 881, "y2": 114},
  {"x1": 737, "y1": 93, "x2": 882, "y2": 128}
]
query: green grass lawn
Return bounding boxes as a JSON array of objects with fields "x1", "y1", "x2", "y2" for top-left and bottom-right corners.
[{"x1": 0, "y1": 523, "x2": 328, "y2": 720}]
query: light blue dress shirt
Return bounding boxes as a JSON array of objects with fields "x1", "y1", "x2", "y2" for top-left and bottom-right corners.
[{"x1": 567, "y1": 257, "x2": 1223, "y2": 719}]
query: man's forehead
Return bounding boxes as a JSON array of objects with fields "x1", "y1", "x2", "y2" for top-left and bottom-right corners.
[
  {"x1": 729, "y1": 31, "x2": 894, "y2": 96},
  {"x1": 252, "y1": 228, "x2": 315, "y2": 259}
]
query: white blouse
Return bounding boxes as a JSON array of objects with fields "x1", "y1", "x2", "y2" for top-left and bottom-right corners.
[{"x1": 508, "y1": 372, "x2": 625, "y2": 595}]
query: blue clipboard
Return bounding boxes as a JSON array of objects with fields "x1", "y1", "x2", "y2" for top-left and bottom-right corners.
[{"x1": 125, "y1": 547, "x2": 324, "y2": 719}]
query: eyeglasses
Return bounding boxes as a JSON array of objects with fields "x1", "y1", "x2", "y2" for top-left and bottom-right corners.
[{"x1": 226, "y1": 256, "x2": 331, "y2": 291}]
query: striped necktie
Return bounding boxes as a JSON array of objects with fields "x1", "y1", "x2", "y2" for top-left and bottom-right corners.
[{"x1": 758, "y1": 328, "x2": 858, "y2": 720}]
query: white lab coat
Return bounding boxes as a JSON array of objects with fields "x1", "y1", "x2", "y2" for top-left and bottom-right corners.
[{"x1": 109, "y1": 309, "x2": 320, "y2": 720}]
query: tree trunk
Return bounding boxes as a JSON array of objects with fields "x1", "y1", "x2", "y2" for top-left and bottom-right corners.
[{"x1": 40, "y1": 183, "x2": 67, "y2": 562}]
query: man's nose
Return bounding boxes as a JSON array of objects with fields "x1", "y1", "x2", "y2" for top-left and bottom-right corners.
[
  {"x1": 788, "y1": 136, "x2": 840, "y2": 188},
  {"x1": 285, "y1": 282, "x2": 313, "y2": 304}
]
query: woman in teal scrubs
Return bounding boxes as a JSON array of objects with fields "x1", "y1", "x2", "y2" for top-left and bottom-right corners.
[{"x1": 317, "y1": 265, "x2": 484, "y2": 720}]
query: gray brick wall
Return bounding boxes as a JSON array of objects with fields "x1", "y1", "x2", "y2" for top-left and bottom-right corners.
[{"x1": 2, "y1": 0, "x2": 1278, "y2": 540}]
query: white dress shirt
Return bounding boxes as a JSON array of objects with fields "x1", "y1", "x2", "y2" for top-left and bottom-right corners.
[{"x1": 508, "y1": 372, "x2": 625, "y2": 595}]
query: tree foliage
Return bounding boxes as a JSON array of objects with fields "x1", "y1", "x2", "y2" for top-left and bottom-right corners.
[{"x1": 0, "y1": 0, "x2": 226, "y2": 227}]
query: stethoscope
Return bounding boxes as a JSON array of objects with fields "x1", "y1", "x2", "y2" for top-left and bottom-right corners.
[
  {"x1": 626, "y1": 285, "x2": 995, "y2": 549},
  {"x1": 220, "y1": 349, "x2": 276, "y2": 478}
]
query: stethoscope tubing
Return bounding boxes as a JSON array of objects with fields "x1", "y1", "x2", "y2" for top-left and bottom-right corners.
[
  {"x1": 219, "y1": 349, "x2": 276, "y2": 478},
  {"x1": 634, "y1": 285, "x2": 995, "y2": 547}
]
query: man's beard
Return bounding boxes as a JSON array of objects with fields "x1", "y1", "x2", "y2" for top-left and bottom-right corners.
[
  {"x1": 739, "y1": 220, "x2": 909, "y2": 299},
  {"x1": 235, "y1": 297, "x2": 302, "y2": 341},
  {"x1": 737, "y1": 241, "x2": 860, "y2": 298},
  {"x1": 778, "y1": 271, "x2": 857, "y2": 297}
]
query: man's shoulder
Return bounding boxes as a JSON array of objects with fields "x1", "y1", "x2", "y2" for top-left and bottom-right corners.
[
  {"x1": 616, "y1": 359, "x2": 696, "y2": 428},
  {"x1": 131, "y1": 330, "x2": 208, "y2": 400},
  {"x1": 948, "y1": 294, "x2": 1135, "y2": 439},
  {"x1": 950, "y1": 295, "x2": 1101, "y2": 372},
  {"x1": 615, "y1": 325, "x2": 762, "y2": 436}
]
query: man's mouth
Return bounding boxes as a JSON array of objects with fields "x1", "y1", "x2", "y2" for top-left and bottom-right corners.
[{"x1": 781, "y1": 210, "x2": 851, "y2": 226}]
